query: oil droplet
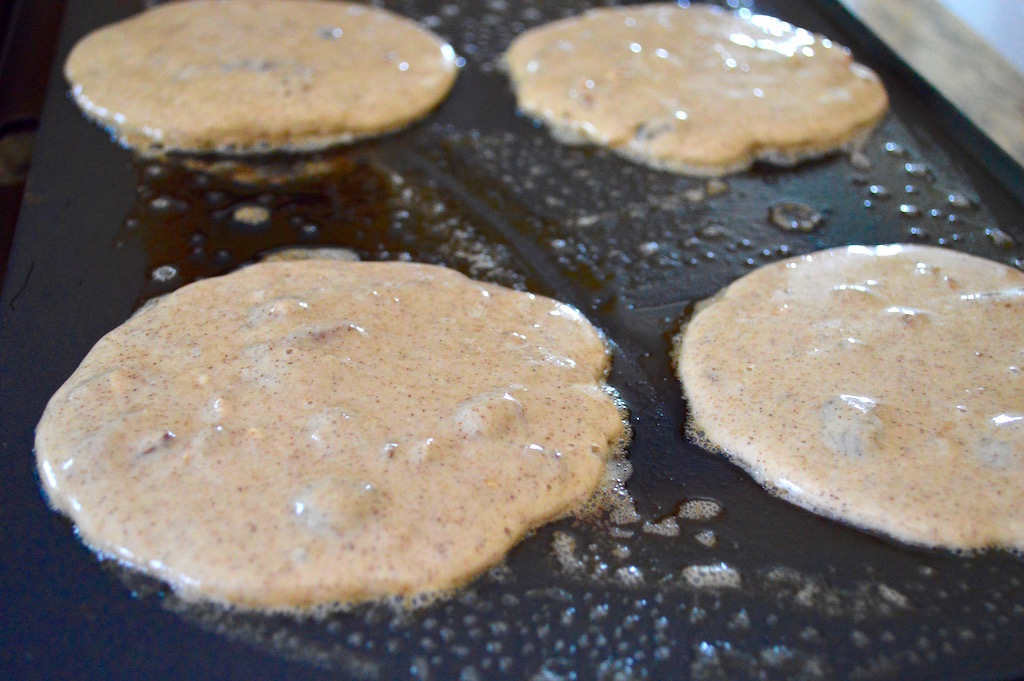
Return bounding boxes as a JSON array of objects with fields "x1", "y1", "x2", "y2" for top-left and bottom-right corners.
[
  {"x1": 986, "y1": 227, "x2": 1015, "y2": 250},
  {"x1": 884, "y1": 141, "x2": 907, "y2": 156},
  {"x1": 151, "y1": 264, "x2": 179, "y2": 283},
  {"x1": 232, "y1": 204, "x2": 271, "y2": 231},
  {"x1": 697, "y1": 224, "x2": 728, "y2": 240},
  {"x1": 143, "y1": 164, "x2": 167, "y2": 180},
  {"x1": 694, "y1": 529, "x2": 718, "y2": 547},
  {"x1": 848, "y1": 150, "x2": 871, "y2": 170},
  {"x1": 728, "y1": 609, "x2": 751, "y2": 630},
  {"x1": 684, "y1": 187, "x2": 705, "y2": 203},
  {"x1": 904, "y1": 162, "x2": 929, "y2": 177},
  {"x1": 705, "y1": 178, "x2": 729, "y2": 196},
  {"x1": 615, "y1": 565, "x2": 644, "y2": 586},
  {"x1": 681, "y1": 563, "x2": 741, "y2": 589},
  {"x1": 947, "y1": 193, "x2": 975, "y2": 209},
  {"x1": 676, "y1": 498, "x2": 723, "y2": 520},
  {"x1": 149, "y1": 195, "x2": 188, "y2": 213},
  {"x1": 641, "y1": 517, "x2": 680, "y2": 536},
  {"x1": 768, "y1": 201, "x2": 823, "y2": 232}
]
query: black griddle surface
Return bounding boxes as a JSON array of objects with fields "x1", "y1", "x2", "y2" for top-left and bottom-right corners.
[{"x1": 3, "y1": 2, "x2": 1024, "y2": 680}]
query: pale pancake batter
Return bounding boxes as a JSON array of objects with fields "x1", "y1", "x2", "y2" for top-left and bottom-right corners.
[
  {"x1": 36, "y1": 261, "x2": 625, "y2": 609},
  {"x1": 504, "y1": 4, "x2": 888, "y2": 176},
  {"x1": 676, "y1": 244, "x2": 1024, "y2": 550},
  {"x1": 64, "y1": 0, "x2": 459, "y2": 154}
]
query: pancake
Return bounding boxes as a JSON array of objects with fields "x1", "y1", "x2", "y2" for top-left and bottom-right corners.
[
  {"x1": 675, "y1": 244, "x2": 1024, "y2": 550},
  {"x1": 35, "y1": 261, "x2": 626, "y2": 609},
  {"x1": 503, "y1": 3, "x2": 888, "y2": 176},
  {"x1": 64, "y1": 0, "x2": 459, "y2": 154}
]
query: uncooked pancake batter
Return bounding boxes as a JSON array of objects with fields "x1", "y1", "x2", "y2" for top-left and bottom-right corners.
[
  {"x1": 64, "y1": 0, "x2": 459, "y2": 153},
  {"x1": 36, "y1": 261, "x2": 625, "y2": 609},
  {"x1": 504, "y1": 4, "x2": 888, "y2": 176},
  {"x1": 676, "y1": 244, "x2": 1024, "y2": 549}
]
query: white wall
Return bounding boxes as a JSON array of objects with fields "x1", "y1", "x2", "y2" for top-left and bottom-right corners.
[{"x1": 938, "y1": 0, "x2": 1024, "y2": 73}]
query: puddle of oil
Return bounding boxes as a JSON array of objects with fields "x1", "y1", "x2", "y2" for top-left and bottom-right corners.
[{"x1": 121, "y1": 147, "x2": 530, "y2": 304}]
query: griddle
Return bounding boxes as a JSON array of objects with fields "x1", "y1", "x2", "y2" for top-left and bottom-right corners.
[{"x1": 3, "y1": 1, "x2": 1024, "y2": 679}]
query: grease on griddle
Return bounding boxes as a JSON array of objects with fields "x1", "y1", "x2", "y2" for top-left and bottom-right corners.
[
  {"x1": 231, "y1": 204, "x2": 271, "y2": 232},
  {"x1": 899, "y1": 203, "x2": 923, "y2": 218},
  {"x1": 987, "y1": 227, "x2": 1016, "y2": 250},
  {"x1": 425, "y1": 122, "x2": 1023, "y2": 313},
  {"x1": 120, "y1": 149, "x2": 528, "y2": 303},
  {"x1": 129, "y1": 536, "x2": 1000, "y2": 681},
  {"x1": 423, "y1": 128, "x2": 771, "y2": 302},
  {"x1": 676, "y1": 498, "x2": 724, "y2": 521},
  {"x1": 694, "y1": 529, "x2": 718, "y2": 547},
  {"x1": 642, "y1": 516, "x2": 681, "y2": 537},
  {"x1": 767, "y1": 201, "x2": 824, "y2": 233},
  {"x1": 681, "y1": 563, "x2": 741, "y2": 589}
]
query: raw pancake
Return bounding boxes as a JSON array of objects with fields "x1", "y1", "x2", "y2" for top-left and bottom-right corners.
[
  {"x1": 35, "y1": 261, "x2": 626, "y2": 609},
  {"x1": 675, "y1": 244, "x2": 1024, "y2": 550},
  {"x1": 64, "y1": 0, "x2": 459, "y2": 154},
  {"x1": 504, "y1": 3, "x2": 888, "y2": 176}
]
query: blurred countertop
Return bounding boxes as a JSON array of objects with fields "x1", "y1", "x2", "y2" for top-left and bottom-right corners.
[{"x1": 839, "y1": 0, "x2": 1024, "y2": 170}]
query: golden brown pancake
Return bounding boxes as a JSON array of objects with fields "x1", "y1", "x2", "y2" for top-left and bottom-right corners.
[
  {"x1": 676, "y1": 244, "x2": 1024, "y2": 550},
  {"x1": 504, "y1": 3, "x2": 888, "y2": 176},
  {"x1": 65, "y1": 0, "x2": 459, "y2": 154},
  {"x1": 36, "y1": 261, "x2": 626, "y2": 609}
]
